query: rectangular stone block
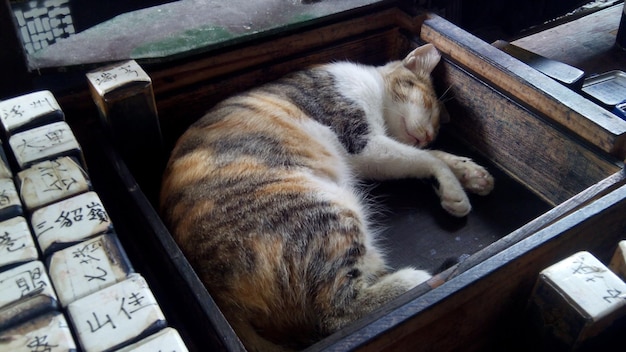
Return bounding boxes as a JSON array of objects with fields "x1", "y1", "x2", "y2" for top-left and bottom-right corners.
[
  {"x1": 31, "y1": 191, "x2": 113, "y2": 255},
  {"x1": 67, "y1": 273, "x2": 166, "y2": 352},
  {"x1": 9, "y1": 121, "x2": 83, "y2": 170},
  {"x1": 528, "y1": 251, "x2": 626, "y2": 349},
  {"x1": 0, "y1": 90, "x2": 64, "y2": 136},
  {"x1": 0, "y1": 260, "x2": 58, "y2": 330},
  {"x1": 48, "y1": 233, "x2": 134, "y2": 306},
  {"x1": 0, "y1": 216, "x2": 38, "y2": 270},
  {"x1": 114, "y1": 327, "x2": 189, "y2": 352},
  {"x1": 0, "y1": 178, "x2": 23, "y2": 221},
  {"x1": 17, "y1": 156, "x2": 90, "y2": 211},
  {"x1": 0, "y1": 142, "x2": 13, "y2": 179},
  {"x1": 0, "y1": 312, "x2": 76, "y2": 352}
]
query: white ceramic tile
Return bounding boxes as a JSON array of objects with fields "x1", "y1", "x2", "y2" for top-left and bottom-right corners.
[
  {"x1": 9, "y1": 121, "x2": 81, "y2": 169},
  {"x1": 17, "y1": 156, "x2": 90, "y2": 211},
  {"x1": 0, "y1": 216, "x2": 38, "y2": 269},
  {"x1": 0, "y1": 261, "x2": 57, "y2": 311},
  {"x1": 68, "y1": 274, "x2": 166, "y2": 352},
  {"x1": 48, "y1": 233, "x2": 133, "y2": 306},
  {"x1": 32, "y1": 191, "x2": 112, "y2": 254},
  {"x1": 0, "y1": 312, "x2": 76, "y2": 352},
  {"x1": 0, "y1": 90, "x2": 63, "y2": 135},
  {"x1": 114, "y1": 327, "x2": 189, "y2": 352}
]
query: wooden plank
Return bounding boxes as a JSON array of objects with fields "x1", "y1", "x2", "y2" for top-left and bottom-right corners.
[
  {"x1": 308, "y1": 169, "x2": 626, "y2": 351},
  {"x1": 309, "y1": 182, "x2": 626, "y2": 352},
  {"x1": 56, "y1": 7, "x2": 417, "y2": 138},
  {"x1": 420, "y1": 14, "x2": 626, "y2": 159},
  {"x1": 492, "y1": 40, "x2": 585, "y2": 89},
  {"x1": 79, "y1": 129, "x2": 247, "y2": 352},
  {"x1": 441, "y1": 170, "x2": 626, "y2": 285},
  {"x1": 149, "y1": 7, "x2": 417, "y2": 95},
  {"x1": 512, "y1": 4, "x2": 626, "y2": 75},
  {"x1": 156, "y1": 28, "x2": 412, "y2": 150},
  {"x1": 435, "y1": 60, "x2": 621, "y2": 205}
]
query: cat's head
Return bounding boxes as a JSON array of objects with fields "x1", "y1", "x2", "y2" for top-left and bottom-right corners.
[{"x1": 380, "y1": 44, "x2": 449, "y2": 148}]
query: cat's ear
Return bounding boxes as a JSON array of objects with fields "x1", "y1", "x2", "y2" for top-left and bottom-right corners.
[{"x1": 402, "y1": 44, "x2": 441, "y2": 76}]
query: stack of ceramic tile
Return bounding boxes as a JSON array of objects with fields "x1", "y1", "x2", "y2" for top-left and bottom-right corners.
[{"x1": 0, "y1": 90, "x2": 187, "y2": 352}]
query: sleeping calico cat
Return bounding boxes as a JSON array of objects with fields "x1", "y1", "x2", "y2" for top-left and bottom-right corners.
[{"x1": 160, "y1": 43, "x2": 494, "y2": 351}]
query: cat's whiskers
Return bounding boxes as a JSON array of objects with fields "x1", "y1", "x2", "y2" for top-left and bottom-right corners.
[{"x1": 437, "y1": 84, "x2": 455, "y2": 104}]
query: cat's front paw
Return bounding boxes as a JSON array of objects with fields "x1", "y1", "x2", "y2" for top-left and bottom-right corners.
[
  {"x1": 432, "y1": 172, "x2": 472, "y2": 217},
  {"x1": 453, "y1": 158, "x2": 494, "y2": 196},
  {"x1": 441, "y1": 193, "x2": 472, "y2": 217},
  {"x1": 439, "y1": 187, "x2": 471, "y2": 217}
]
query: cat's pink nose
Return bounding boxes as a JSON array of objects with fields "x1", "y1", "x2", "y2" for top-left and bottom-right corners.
[{"x1": 423, "y1": 131, "x2": 434, "y2": 145}]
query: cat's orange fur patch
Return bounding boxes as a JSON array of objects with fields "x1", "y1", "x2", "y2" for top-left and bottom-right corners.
[
  {"x1": 230, "y1": 237, "x2": 285, "y2": 314},
  {"x1": 172, "y1": 198, "x2": 215, "y2": 244}
]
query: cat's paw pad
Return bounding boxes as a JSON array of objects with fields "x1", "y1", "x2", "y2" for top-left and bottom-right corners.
[
  {"x1": 440, "y1": 190, "x2": 471, "y2": 217},
  {"x1": 454, "y1": 159, "x2": 494, "y2": 196}
]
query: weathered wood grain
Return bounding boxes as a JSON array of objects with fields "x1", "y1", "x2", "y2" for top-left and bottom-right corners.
[
  {"x1": 436, "y1": 60, "x2": 621, "y2": 205},
  {"x1": 512, "y1": 4, "x2": 626, "y2": 76},
  {"x1": 421, "y1": 14, "x2": 626, "y2": 159}
]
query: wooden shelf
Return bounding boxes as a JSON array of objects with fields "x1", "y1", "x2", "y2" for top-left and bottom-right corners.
[{"x1": 512, "y1": 4, "x2": 626, "y2": 75}]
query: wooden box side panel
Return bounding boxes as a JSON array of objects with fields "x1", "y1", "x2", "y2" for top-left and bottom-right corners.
[
  {"x1": 421, "y1": 14, "x2": 626, "y2": 160},
  {"x1": 156, "y1": 27, "x2": 412, "y2": 150},
  {"x1": 435, "y1": 61, "x2": 621, "y2": 205},
  {"x1": 310, "y1": 184, "x2": 626, "y2": 352},
  {"x1": 383, "y1": 185, "x2": 626, "y2": 351}
]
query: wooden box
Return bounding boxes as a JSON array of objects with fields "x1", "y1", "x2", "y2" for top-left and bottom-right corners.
[{"x1": 61, "y1": 5, "x2": 626, "y2": 351}]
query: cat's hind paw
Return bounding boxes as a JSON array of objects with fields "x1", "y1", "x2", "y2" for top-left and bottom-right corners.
[{"x1": 389, "y1": 268, "x2": 432, "y2": 290}]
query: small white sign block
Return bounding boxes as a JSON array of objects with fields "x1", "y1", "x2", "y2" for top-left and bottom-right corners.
[
  {"x1": 0, "y1": 216, "x2": 38, "y2": 269},
  {"x1": 0, "y1": 90, "x2": 64, "y2": 135},
  {"x1": 0, "y1": 178, "x2": 23, "y2": 221},
  {"x1": 529, "y1": 251, "x2": 626, "y2": 348},
  {"x1": 9, "y1": 121, "x2": 82, "y2": 169},
  {"x1": 0, "y1": 261, "x2": 58, "y2": 327},
  {"x1": 32, "y1": 191, "x2": 113, "y2": 255},
  {"x1": 0, "y1": 312, "x2": 76, "y2": 352},
  {"x1": 17, "y1": 156, "x2": 90, "y2": 211},
  {"x1": 48, "y1": 233, "x2": 134, "y2": 306},
  {"x1": 114, "y1": 327, "x2": 189, "y2": 352},
  {"x1": 86, "y1": 60, "x2": 151, "y2": 96},
  {"x1": 67, "y1": 274, "x2": 166, "y2": 352},
  {"x1": 609, "y1": 240, "x2": 626, "y2": 282}
]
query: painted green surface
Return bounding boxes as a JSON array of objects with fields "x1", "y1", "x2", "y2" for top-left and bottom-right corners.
[
  {"x1": 288, "y1": 13, "x2": 317, "y2": 24},
  {"x1": 131, "y1": 26, "x2": 236, "y2": 59}
]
